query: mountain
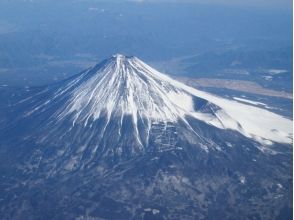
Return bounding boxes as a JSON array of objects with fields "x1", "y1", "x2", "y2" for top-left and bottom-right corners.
[{"x1": 0, "y1": 54, "x2": 292, "y2": 220}]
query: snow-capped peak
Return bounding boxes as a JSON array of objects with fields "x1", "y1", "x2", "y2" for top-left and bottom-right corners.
[
  {"x1": 33, "y1": 54, "x2": 292, "y2": 146},
  {"x1": 57, "y1": 54, "x2": 194, "y2": 126},
  {"x1": 112, "y1": 53, "x2": 133, "y2": 59}
]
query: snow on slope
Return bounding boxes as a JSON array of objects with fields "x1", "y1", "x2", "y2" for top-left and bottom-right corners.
[
  {"x1": 56, "y1": 54, "x2": 194, "y2": 125},
  {"x1": 50, "y1": 54, "x2": 292, "y2": 145},
  {"x1": 233, "y1": 97, "x2": 268, "y2": 107},
  {"x1": 137, "y1": 58, "x2": 292, "y2": 145}
]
